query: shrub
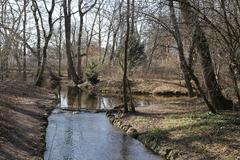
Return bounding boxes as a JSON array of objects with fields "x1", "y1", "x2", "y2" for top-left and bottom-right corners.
[{"x1": 84, "y1": 61, "x2": 100, "y2": 85}]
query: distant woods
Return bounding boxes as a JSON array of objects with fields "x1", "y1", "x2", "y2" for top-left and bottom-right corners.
[{"x1": 0, "y1": 0, "x2": 239, "y2": 113}]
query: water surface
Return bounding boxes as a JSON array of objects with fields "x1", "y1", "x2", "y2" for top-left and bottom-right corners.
[
  {"x1": 44, "y1": 86, "x2": 161, "y2": 160},
  {"x1": 56, "y1": 86, "x2": 155, "y2": 110},
  {"x1": 44, "y1": 110, "x2": 161, "y2": 160}
]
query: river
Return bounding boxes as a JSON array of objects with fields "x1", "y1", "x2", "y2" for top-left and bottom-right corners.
[{"x1": 44, "y1": 86, "x2": 161, "y2": 160}]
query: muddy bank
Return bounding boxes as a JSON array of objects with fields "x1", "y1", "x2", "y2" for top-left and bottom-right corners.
[
  {"x1": 97, "y1": 78, "x2": 189, "y2": 96},
  {"x1": 106, "y1": 97, "x2": 240, "y2": 160},
  {"x1": 0, "y1": 80, "x2": 56, "y2": 160}
]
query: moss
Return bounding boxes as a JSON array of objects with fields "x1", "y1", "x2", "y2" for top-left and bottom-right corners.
[
  {"x1": 39, "y1": 124, "x2": 47, "y2": 159},
  {"x1": 138, "y1": 128, "x2": 168, "y2": 144},
  {"x1": 39, "y1": 106, "x2": 57, "y2": 159}
]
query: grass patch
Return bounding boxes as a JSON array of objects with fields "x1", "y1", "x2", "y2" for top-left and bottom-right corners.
[
  {"x1": 139, "y1": 128, "x2": 168, "y2": 143},
  {"x1": 121, "y1": 102, "x2": 240, "y2": 159},
  {"x1": 39, "y1": 122, "x2": 48, "y2": 159}
]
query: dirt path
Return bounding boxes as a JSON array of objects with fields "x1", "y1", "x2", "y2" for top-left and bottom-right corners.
[{"x1": 0, "y1": 80, "x2": 56, "y2": 160}]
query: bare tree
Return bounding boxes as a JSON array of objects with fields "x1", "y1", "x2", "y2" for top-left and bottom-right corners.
[
  {"x1": 168, "y1": 0, "x2": 194, "y2": 97},
  {"x1": 58, "y1": 5, "x2": 63, "y2": 77},
  {"x1": 101, "y1": 1, "x2": 118, "y2": 64},
  {"x1": 168, "y1": 0, "x2": 215, "y2": 113},
  {"x1": 31, "y1": 0, "x2": 41, "y2": 80},
  {"x1": 178, "y1": 0, "x2": 233, "y2": 110},
  {"x1": 34, "y1": 0, "x2": 56, "y2": 86},
  {"x1": 23, "y1": 0, "x2": 27, "y2": 81},
  {"x1": 77, "y1": 0, "x2": 97, "y2": 79},
  {"x1": 63, "y1": 0, "x2": 79, "y2": 84},
  {"x1": 109, "y1": 0, "x2": 124, "y2": 66},
  {"x1": 85, "y1": 0, "x2": 104, "y2": 64}
]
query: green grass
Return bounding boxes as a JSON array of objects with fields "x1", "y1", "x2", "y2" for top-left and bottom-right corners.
[{"x1": 135, "y1": 111, "x2": 240, "y2": 159}]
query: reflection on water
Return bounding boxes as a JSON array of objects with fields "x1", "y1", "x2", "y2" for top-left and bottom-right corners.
[
  {"x1": 57, "y1": 86, "x2": 122, "y2": 110},
  {"x1": 56, "y1": 85, "x2": 175, "y2": 111}
]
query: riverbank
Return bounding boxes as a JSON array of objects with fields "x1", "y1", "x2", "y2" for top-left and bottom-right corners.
[
  {"x1": 0, "y1": 80, "x2": 56, "y2": 160},
  {"x1": 107, "y1": 97, "x2": 240, "y2": 160},
  {"x1": 97, "y1": 78, "x2": 189, "y2": 96}
]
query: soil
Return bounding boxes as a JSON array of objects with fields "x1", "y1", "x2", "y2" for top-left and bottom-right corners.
[{"x1": 0, "y1": 80, "x2": 56, "y2": 160}]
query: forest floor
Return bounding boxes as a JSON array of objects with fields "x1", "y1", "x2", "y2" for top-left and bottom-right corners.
[
  {"x1": 117, "y1": 97, "x2": 240, "y2": 160},
  {"x1": 0, "y1": 80, "x2": 56, "y2": 160}
]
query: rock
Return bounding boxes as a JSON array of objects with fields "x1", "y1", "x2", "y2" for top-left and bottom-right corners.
[
  {"x1": 121, "y1": 124, "x2": 131, "y2": 131},
  {"x1": 116, "y1": 121, "x2": 122, "y2": 127},
  {"x1": 43, "y1": 113, "x2": 48, "y2": 119},
  {"x1": 106, "y1": 111, "x2": 111, "y2": 117},
  {"x1": 158, "y1": 149, "x2": 166, "y2": 157},
  {"x1": 109, "y1": 116, "x2": 115, "y2": 123},
  {"x1": 165, "y1": 148, "x2": 173, "y2": 160},
  {"x1": 113, "y1": 119, "x2": 122, "y2": 127},
  {"x1": 168, "y1": 150, "x2": 179, "y2": 160},
  {"x1": 149, "y1": 140, "x2": 158, "y2": 151},
  {"x1": 126, "y1": 127, "x2": 138, "y2": 137}
]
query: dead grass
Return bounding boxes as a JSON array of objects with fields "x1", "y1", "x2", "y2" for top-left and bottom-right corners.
[
  {"x1": 119, "y1": 97, "x2": 240, "y2": 160},
  {"x1": 0, "y1": 80, "x2": 55, "y2": 160},
  {"x1": 98, "y1": 78, "x2": 189, "y2": 96}
]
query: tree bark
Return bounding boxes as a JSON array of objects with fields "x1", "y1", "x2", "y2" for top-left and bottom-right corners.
[
  {"x1": 109, "y1": 32, "x2": 117, "y2": 65},
  {"x1": 31, "y1": 0, "x2": 41, "y2": 81},
  {"x1": 85, "y1": 1, "x2": 103, "y2": 66},
  {"x1": 34, "y1": 0, "x2": 56, "y2": 86},
  {"x1": 23, "y1": 0, "x2": 27, "y2": 81},
  {"x1": 63, "y1": 0, "x2": 79, "y2": 85},
  {"x1": 123, "y1": 0, "x2": 130, "y2": 113},
  {"x1": 77, "y1": 14, "x2": 83, "y2": 79},
  {"x1": 58, "y1": 6, "x2": 62, "y2": 77},
  {"x1": 178, "y1": 0, "x2": 233, "y2": 110},
  {"x1": 169, "y1": 0, "x2": 194, "y2": 97},
  {"x1": 77, "y1": 0, "x2": 97, "y2": 79}
]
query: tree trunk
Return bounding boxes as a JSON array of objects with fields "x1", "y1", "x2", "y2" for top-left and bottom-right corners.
[
  {"x1": 58, "y1": 6, "x2": 62, "y2": 77},
  {"x1": 31, "y1": 0, "x2": 41, "y2": 82},
  {"x1": 123, "y1": 0, "x2": 130, "y2": 113},
  {"x1": 178, "y1": 0, "x2": 233, "y2": 110},
  {"x1": 77, "y1": 15, "x2": 83, "y2": 80},
  {"x1": 34, "y1": 0, "x2": 55, "y2": 86},
  {"x1": 130, "y1": 0, "x2": 135, "y2": 35},
  {"x1": 101, "y1": 23, "x2": 111, "y2": 64},
  {"x1": 98, "y1": 2, "x2": 102, "y2": 63},
  {"x1": 169, "y1": 0, "x2": 194, "y2": 97},
  {"x1": 23, "y1": 0, "x2": 27, "y2": 81},
  {"x1": 35, "y1": 42, "x2": 47, "y2": 86},
  {"x1": 109, "y1": 32, "x2": 117, "y2": 65},
  {"x1": 77, "y1": 0, "x2": 97, "y2": 79},
  {"x1": 101, "y1": 1, "x2": 119, "y2": 64},
  {"x1": 229, "y1": 65, "x2": 240, "y2": 105},
  {"x1": 63, "y1": 0, "x2": 79, "y2": 85},
  {"x1": 85, "y1": 1, "x2": 103, "y2": 66}
]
